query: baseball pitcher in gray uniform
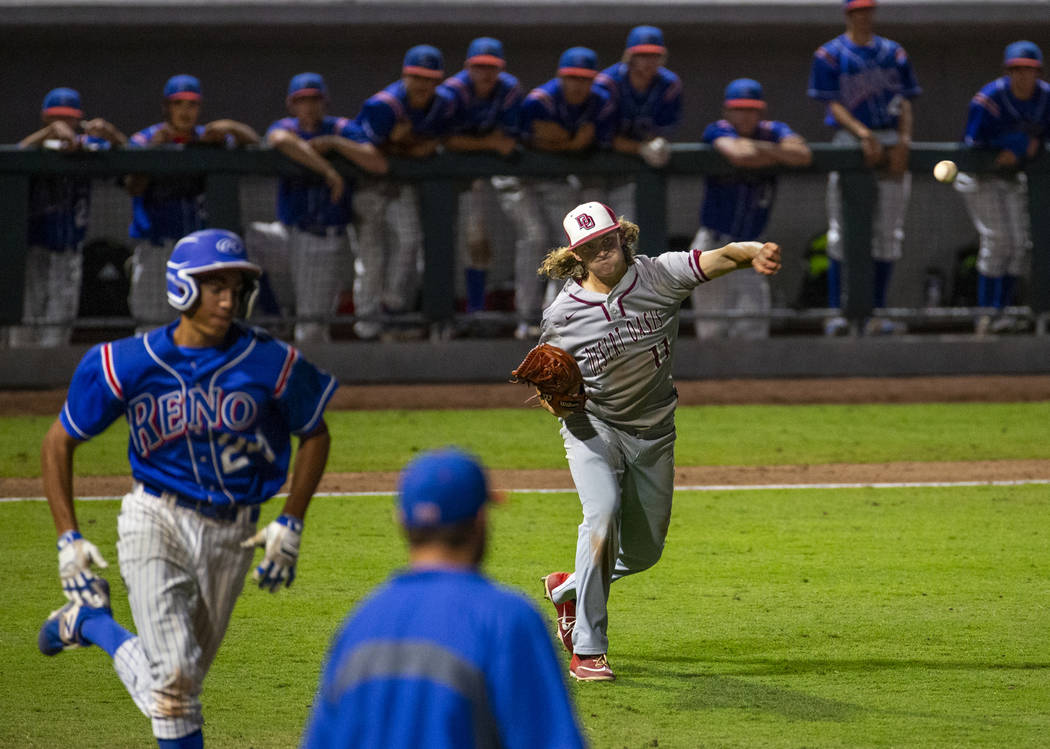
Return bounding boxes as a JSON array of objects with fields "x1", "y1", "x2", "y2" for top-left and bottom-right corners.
[{"x1": 538, "y1": 201, "x2": 781, "y2": 681}]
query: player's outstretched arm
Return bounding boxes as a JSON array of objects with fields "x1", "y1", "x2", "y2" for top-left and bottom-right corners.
[
  {"x1": 203, "y1": 119, "x2": 261, "y2": 146},
  {"x1": 268, "y1": 129, "x2": 346, "y2": 203},
  {"x1": 698, "y1": 241, "x2": 781, "y2": 280},
  {"x1": 324, "y1": 137, "x2": 390, "y2": 175}
]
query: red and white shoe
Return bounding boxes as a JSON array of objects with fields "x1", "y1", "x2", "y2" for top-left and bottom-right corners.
[
  {"x1": 569, "y1": 653, "x2": 615, "y2": 681},
  {"x1": 542, "y1": 572, "x2": 576, "y2": 653}
]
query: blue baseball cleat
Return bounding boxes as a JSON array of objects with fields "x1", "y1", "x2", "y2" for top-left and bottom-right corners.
[{"x1": 38, "y1": 579, "x2": 112, "y2": 656}]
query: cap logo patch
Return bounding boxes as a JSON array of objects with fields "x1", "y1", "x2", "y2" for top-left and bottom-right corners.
[
  {"x1": 576, "y1": 213, "x2": 596, "y2": 231},
  {"x1": 215, "y1": 237, "x2": 240, "y2": 255}
]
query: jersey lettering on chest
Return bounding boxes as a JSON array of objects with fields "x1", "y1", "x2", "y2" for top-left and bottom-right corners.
[
  {"x1": 581, "y1": 308, "x2": 666, "y2": 375},
  {"x1": 839, "y1": 66, "x2": 901, "y2": 110},
  {"x1": 128, "y1": 385, "x2": 259, "y2": 457}
]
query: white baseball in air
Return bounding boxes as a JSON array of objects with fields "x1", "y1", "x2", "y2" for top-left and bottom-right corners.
[{"x1": 933, "y1": 160, "x2": 958, "y2": 183}]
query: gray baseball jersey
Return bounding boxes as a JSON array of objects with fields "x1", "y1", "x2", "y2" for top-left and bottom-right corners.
[{"x1": 539, "y1": 249, "x2": 710, "y2": 655}]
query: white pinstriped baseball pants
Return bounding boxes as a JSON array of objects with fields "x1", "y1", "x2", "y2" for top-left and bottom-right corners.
[
  {"x1": 7, "y1": 245, "x2": 82, "y2": 347},
  {"x1": 954, "y1": 172, "x2": 1031, "y2": 278},
  {"x1": 550, "y1": 413, "x2": 676, "y2": 656},
  {"x1": 115, "y1": 485, "x2": 257, "y2": 740},
  {"x1": 128, "y1": 240, "x2": 178, "y2": 334}
]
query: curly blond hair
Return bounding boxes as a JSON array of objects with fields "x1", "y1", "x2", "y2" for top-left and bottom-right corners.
[{"x1": 538, "y1": 218, "x2": 640, "y2": 280}]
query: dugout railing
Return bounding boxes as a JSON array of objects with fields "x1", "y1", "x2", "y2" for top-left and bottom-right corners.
[{"x1": 1, "y1": 144, "x2": 1048, "y2": 336}]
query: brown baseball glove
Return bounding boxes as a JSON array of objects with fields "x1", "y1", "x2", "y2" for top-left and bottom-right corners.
[{"x1": 510, "y1": 343, "x2": 586, "y2": 416}]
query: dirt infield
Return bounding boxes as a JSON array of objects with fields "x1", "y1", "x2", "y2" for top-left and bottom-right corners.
[{"x1": 4, "y1": 375, "x2": 1049, "y2": 498}]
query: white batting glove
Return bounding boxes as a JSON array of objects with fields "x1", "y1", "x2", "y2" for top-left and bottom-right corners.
[
  {"x1": 639, "y1": 137, "x2": 671, "y2": 168},
  {"x1": 57, "y1": 530, "x2": 111, "y2": 608},
  {"x1": 241, "y1": 514, "x2": 303, "y2": 593}
]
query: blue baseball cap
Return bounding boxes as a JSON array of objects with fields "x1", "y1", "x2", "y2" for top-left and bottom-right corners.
[
  {"x1": 403, "y1": 44, "x2": 445, "y2": 80},
  {"x1": 287, "y1": 72, "x2": 328, "y2": 101},
  {"x1": 843, "y1": 0, "x2": 876, "y2": 9},
  {"x1": 724, "y1": 78, "x2": 766, "y2": 109},
  {"x1": 1004, "y1": 40, "x2": 1043, "y2": 69},
  {"x1": 626, "y1": 25, "x2": 666, "y2": 56},
  {"x1": 42, "y1": 87, "x2": 83, "y2": 118},
  {"x1": 466, "y1": 37, "x2": 505, "y2": 68},
  {"x1": 558, "y1": 47, "x2": 599, "y2": 79},
  {"x1": 398, "y1": 448, "x2": 498, "y2": 529},
  {"x1": 164, "y1": 74, "x2": 202, "y2": 101}
]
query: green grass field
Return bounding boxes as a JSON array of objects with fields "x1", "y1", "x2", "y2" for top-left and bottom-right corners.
[{"x1": 2, "y1": 403, "x2": 1049, "y2": 747}]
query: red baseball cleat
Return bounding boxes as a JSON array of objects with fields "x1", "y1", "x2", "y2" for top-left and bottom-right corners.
[
  {"x1": 542, "y1": 572, "x2": 576, "y2": 653},
  {"x1": 569, "y1": 653, "x2": 615, "y2": 681}
]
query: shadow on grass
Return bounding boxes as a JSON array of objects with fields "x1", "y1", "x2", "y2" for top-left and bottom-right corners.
[{"x1": 678, "y1": 656, "x2": 1050, "y2": 677}]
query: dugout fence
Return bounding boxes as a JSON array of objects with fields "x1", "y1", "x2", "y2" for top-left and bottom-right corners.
[{"x1": 1, "y1": 143, "x2": 1049, "y2": 340}]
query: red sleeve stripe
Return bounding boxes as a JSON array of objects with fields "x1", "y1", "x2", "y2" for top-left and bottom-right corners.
[
  {"x1": 274, "y1": 346, "x2": 299, "y2": 398},
  {"x1": 689, "y1": 249, "x2": 711, "y2": 283},
  {"x1": 101, "y1": 343, "x2": 124, "y2": 400}
]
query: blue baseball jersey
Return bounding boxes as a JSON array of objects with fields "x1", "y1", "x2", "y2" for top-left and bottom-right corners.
[
  {"x1": 594, "y1": 62, "x2": 682, "y2": 140},
  {"x1": 352, "y1": 81, "x2": 451, "y2": 146},
  {"x1": 26, "y1": 134, "x2": 110, "y2": 251},
  {"x1": 301, "y1": 568, "x2": 585, "y2": 749},
  {"x1": 127, "y1": 124, "x2": 237, "y2": 243},
  {"x1": 700, "y1": 119, "x2": 797, "y2": 240},
  {"x1": 59, "y1": 321, "x2": 337, "y2": 507},
  {"x1": 266, "y1": 116, "x2": 364, "y2": 230},
  {"x1": 436, "y1": 69, "x2": 522, "y2": 137},
  {"x1": 808, "y1": 34, "x2": 921, "y2": 130},
  {"x1": 519, "y1": 78, "x2": 615, "y2": 148},
  {"x1": 964, "y1": 76, "x2": 1050, "y2": 162}
]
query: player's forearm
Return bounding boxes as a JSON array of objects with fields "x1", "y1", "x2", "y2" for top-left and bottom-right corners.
[
  {"x1": 41, "y1": 420, "x2": 80, "y2": 536},
  {"x1": 214, "y1": 120, "x2": 261, "y2": 145},
  {"x1": 612, "y1": 135, "x2": 641, "y2": 155},
  {"x1": 773, "y1": 138, "x2": 814, "y2": 167},
  {"x1": 444, "y1": 132, "x2": 507, "y2": 153},
  {"x1": 828, "y1": 102, "x2": 870, "y2": 139},
  {"x1": 699, "y1": 241, "x2": 765, "y2": 279},
  {"x1": 896, "y1": 99, "x2": 913, "y2": 143},
  {"x1": 330, "y1": 139, "x2": 389, "y2": 175},
  {"x1": 272, "y1": 134, "x2": 341, "y2": 181},
  {"x1": 19, "y1": 125, "x2": 57, "y2": 149},
  {"x1": 281, "y1": 422, "x2": 331, "y2": 521}
]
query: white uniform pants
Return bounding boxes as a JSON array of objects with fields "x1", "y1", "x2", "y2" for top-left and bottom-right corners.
[
  {"x1": 825, "y1": 129, "x2": 911, "y2": 263},
  {"x1": 549, "y1": 413, "x2": 676, "y2": 655},
  {"x1": 128, "y1": 239, "x2": 177, "y2": 333},
  {"x1": 352, "y1": 179, "x2": 423, "y2": 338},
  {"x1": 7, "y1": 245, "x2": 82, "y2": 347},
  {"x1": 690, "y1": 228, "x2": 771, "y2": 340},
  {"x1": 116, "y1": 486, "x2": 257, "y2": 740},
  {"x1": 954, "y1": 172, "x2": 1030, "y2": 278}
]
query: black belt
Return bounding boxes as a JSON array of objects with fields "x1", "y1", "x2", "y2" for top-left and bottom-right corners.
[{"x1": 140, "y1": 483, "x2": 259, "y2": 523}]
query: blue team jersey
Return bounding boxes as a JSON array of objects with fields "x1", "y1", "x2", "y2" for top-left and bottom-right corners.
[
  {"x1": 127, "y1": 123, "x2": 225, "y2": 243},
  {"x1": 59, "y1": 321, "x2": 337, "y2": 507},
  {"x1": 807, "y1": 34, "x2": 921, "y2": 130},
  {"x1": 301, "y1": 568, "x2": 585, "y2": 749},
  {"x1": 436, "y1": 69, "x2": 522, "y2": 137},
  {"x1": 964, "y1": 76, "x2": 1050, "y2": 162},
  {"x1": 519, "y1": 78, "x2": 615, "y2": 148},
  {"x1": 352, "y1": 80, "x2": 451, "y2": 146},
  {"x1": 266, "y1": 115, "x2": 363, "y2": 230},
  {"x1": 593, "y1": 62, "x2": 682, "y2": 141},
  {"x1": 700, "y1": 119, "x2": 797, "y2": 241},
  {"x1": 26, "y1": 134, "x2": 111, "y2": 251}
]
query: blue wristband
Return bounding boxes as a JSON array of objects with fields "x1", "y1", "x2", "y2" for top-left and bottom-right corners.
[
  {"x1": 57, "y1": 529, "x2": 83, "y2": 550},
  {"x1": 276, "y1": 514, "x2": 304, "y2": 534}
]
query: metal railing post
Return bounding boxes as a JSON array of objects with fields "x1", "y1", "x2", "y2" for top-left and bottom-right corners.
[
  {"x1": 419, "y1": 177, "x2": 458, "y2": 327},
  {"x1": 1027, "y1": 166, "x2": 1050, "y2": 316},
  {"x1": 204, "y1": 173, "x2": 243, "y2": 232},
  {"x1": 634, "y1": 167, "x2": 667, "y2": 256},
  {"x1": 838, "y1": 169, "x2": 878, "y2": 325}
]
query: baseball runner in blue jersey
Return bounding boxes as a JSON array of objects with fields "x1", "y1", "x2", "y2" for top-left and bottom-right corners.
[
  {"x1": 955, "y1": 40, "x2": 1049, "y2": 335},
  {"x1": 125, "y1": 75, "x2": 260, "y2": 333},
  {"x1": 537, "y1": 202, "x2": 781, "y2": 680},
  {"x1": 10, "y1": 87, "x2": 126, "y2": 347},
  {"x1": 808, "y1": 0, "x2": 921, "y2": 335},
  {"x1": 350, "y1": 45, "x2": 451, "y2": 340},
  {"x1": 259, "y1": 72, "x2": 388, "y2": 344},
  {"x1": 594, "y1": 25, "x2": 682, "y2": 215},
  {"x1": 691, "y1": 79, "x2": 812, "y2": 339},
  {"x1": 438, "y1": 37, "x2": 524, "y2": 320},
  {"x1": 36, "y1": 229, "x2": 336, "y2": 749},
  {"x1": 510, "y1": 47, "x2": 616, "y2": 339},
  {"x1": 302, "y1": 448, "x2": 585, "y2": 748}
]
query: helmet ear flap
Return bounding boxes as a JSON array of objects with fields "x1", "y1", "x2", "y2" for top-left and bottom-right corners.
[{"x1": 166, "y1": 267, "x2": 199, "y2": 311}]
